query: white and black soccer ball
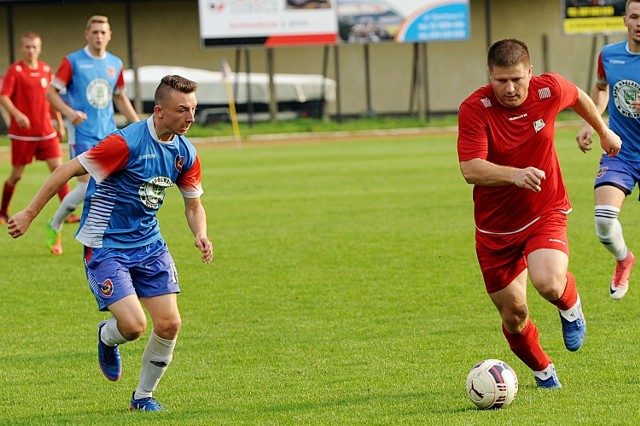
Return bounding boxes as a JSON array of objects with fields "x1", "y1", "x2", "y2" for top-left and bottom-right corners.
[{"x1": 466, "y1": 359, "x2": 518, "y2": 409}]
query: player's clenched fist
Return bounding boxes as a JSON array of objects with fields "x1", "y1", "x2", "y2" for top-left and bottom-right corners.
[{"x1": 513, "y1": 167, "x2": 546, "y2": 192}]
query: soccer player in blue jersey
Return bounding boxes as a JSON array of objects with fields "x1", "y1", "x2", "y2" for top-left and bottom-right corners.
[
  {"x1": 576, "y1": 0, "x2": 640, "y2": 300},
  {"x1": 46, "y1": 15, "x2": 140, "y2": 256},
  {"x1": 7, "y1": 75, "x2": 213, "y2": 412}
]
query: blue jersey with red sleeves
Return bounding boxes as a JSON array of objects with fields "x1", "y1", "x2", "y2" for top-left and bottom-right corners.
[
  {"x1": 75, "y1": 117, "x2": 203, "y2": 249},
  {"x1": 51, "y1": 46, "x2": 127, "y2": 151},
  {"x1": 598, "y1": 41, "x2": 640, "y2": 163}
]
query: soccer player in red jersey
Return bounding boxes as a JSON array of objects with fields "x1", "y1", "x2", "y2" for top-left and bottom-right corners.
[
  {"x1": 0, "y1": 32, "x2": 72, "y2": 225},
  {"x1": 457, "y1": 39, "x2": 622, "y2": 389}
]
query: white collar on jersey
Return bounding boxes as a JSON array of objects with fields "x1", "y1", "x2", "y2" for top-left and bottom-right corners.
[
  {"x1": 147, "y1": 115, "x2": 174, "y2": 144},
  {"x1": 83, "y1": 45, "x2": 107, "y2": 59}
]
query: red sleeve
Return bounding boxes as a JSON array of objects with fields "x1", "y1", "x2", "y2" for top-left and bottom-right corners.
[
  {"x1": 548, "y1": 72, "x2": 579, "y2": 110},
  {"x1": 177, "y1": 155, "x2": 204, "y2": 198},
  {"x1": 115, "y1": 68, "x2": 126, "y2": 91},
  {"x1": 457, "y1": 99, "x2": 489, "y2": 162},
  {"x1": 0, "y1": 65, "x2": 16, "y2": 97},
  {"x1": 52, "y1": 57, "x2": 73, "y2": 87},
  {"x1": 596, "y1": 52, "x2": 606, "y2": 84},
  {"x1": 78, "y1": 134, "x2": 130, "y2": 183}
]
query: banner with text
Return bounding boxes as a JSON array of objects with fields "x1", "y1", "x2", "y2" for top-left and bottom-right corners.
[
  {"x1": 562, "y1": 0, "x2": 626, "y2": 34},
  {"x1": 199, "y1": 0, "x2": 469, "y2": 47}
]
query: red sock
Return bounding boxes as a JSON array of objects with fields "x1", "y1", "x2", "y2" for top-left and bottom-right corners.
[
  {"x1": 1, "y1": 181, "x2": 15, "y2": 216},
  {"x1": 552, "y1": 272, "x2": 578, "y2": 311},
  {"x1": 57, "y1": 182, "x2": 71, "y2": 202},
  {"x1": 502, "y1": 319, "x2": 551, "y2": 372}
]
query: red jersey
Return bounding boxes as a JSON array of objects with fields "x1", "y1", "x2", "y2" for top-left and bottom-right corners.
[
  {"x1": 457, "y1": 73, "x2": 579, "y2": 234},
  {"x1": 0, "y1": 60, "x2": 57, "y2": 141}
]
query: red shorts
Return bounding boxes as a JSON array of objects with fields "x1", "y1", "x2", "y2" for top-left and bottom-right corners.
[
  {"x1": 475, "y1": 211, "x2": 570, "y2": 294},
  {"x1": 11, "y1": 137, "x2": 62, "y2": 167}
]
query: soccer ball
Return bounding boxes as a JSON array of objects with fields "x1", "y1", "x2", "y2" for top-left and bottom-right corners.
[{"x1": 466, "y1": 359, "x2": 518, "y2": 409}]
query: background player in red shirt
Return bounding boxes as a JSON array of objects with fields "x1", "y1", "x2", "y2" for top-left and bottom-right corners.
[
  {"x1": 0, "y1": 32, "x2": 72, "y2": 225},
  {"x1": 457, "y1": 39, "x2": 621, "y2": 389}
]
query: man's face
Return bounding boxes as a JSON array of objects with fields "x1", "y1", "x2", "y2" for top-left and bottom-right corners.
[
  {"x1": 624, "y1": 2, "x2": 640, "y2": 44},
  {"x1": 20, "y1": 37, "x2": 41, "y2": 63},
  {"x1": 489, "y1": 62, "x2": 532, "y2": 108},
  {"x1": 85, "y1": 22, "x2": 112, "y2": 51},
  {"x1": 156, "y1": 90, "x2": 198, "y2": 136}
]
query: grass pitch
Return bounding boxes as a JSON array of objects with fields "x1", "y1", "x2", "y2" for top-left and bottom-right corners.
[{"x1": 1, "y1": 127, "x2": 639, "y2": 424}]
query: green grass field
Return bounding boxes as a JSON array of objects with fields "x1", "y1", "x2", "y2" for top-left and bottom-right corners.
[{"x1": 1, "y1": 126, "x2": 639, "y2": 425}]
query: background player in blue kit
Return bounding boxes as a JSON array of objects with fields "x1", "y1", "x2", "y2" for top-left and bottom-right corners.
[
  {"x1": 7, "y1": 75, "x2": 213, "y2": 412},
  {"x1": 576, "y1": 0, "x2": 640, "y2": 300},
  {"x1": 46, "y1": 15, "x2": 140, "y2": 255}
]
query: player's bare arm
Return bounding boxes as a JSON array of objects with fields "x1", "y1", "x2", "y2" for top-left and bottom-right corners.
[
  {"x1": 183, "y1": 196, "x2": 213, "y2": 263},
  {"x1": 7, "y1": 158, "x2": 87, "y2": 238},
  {"x1": 0, "y1": 95, "x2": 30, "y2": 128},
  {"x1": 574, "y1": 83, "x2": 611, "y2": 152},
  {"x1": 460, "y1": 158, "x2": 545, "y2": 192},
  {"x1": 46, "y1": 85, "x2": 87, "y2": 126},
  {"x1": 51, "y1": 105, "x2": 66, "y2": 141},
  {"x1": 113, "y1": 91, "x2": 140, "y2": 123}
]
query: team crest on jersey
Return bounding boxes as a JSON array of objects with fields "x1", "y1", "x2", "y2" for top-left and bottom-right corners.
[
  {"x1": 86, "y1": 78, "x2": 112, "y2": 109},
  {"x1": 40, "y1": 78, "x2": 48, "y2": 88},
  {"x1": 597, "y1": 166, "x2": 608, "y2": 178},
  {"x1": 175, "y1": 155, "x2": 185, "y2": 172},
  {"x1": 612, "y1": 80, "x2": 640, "y2": 118},
  {"x1": 533, "y1": 119, "x2": 545, "y2": 133},
  {"x1": 99, "y1": 279, "x2": 114, "y2": 297},
  {"x1": 139, "y1": 176, "x2": 174, "y2": 209},
  {"x1": 107, "y1": 66, "x2": 116, "y2": 79}
]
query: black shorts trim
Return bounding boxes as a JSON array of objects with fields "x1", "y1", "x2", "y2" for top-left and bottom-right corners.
[{"x1": 594, "y1": 182, "x2": 631, "y2": 196}]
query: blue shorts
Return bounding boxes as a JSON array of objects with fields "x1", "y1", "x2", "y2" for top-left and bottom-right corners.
[
  {"x1": 65, "y1": 122, "x2": 99, "y2": 159},
  {"x1": 84, "y1": 239, "x2": 180, "y2": 311},
  {"x1": 69, "y1": 139, "x2": 96, "y2": 159},
  {"x1": 594, "y1": 154, "x2": 640, "y2": 198}
]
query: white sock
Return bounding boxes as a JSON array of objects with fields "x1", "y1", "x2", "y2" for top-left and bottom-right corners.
[
  {"x1": 51, "y1": 181, "x2": 87, "y2": 230},
  {"x1": 134, "y1": 330, "x2": 176, "y2": 400},
  {"x1": 595, "y1": 205, "x2": 628, "y2": 261},
  {"x1": 559, "y1": 295, "x2": 583, "y2": 322},
  {"x1": 100, "y1": 316, "x2": 128, "y2": 346},
  {"x1": 534, "y1": 363, "x2": 556, "y2": 380}
]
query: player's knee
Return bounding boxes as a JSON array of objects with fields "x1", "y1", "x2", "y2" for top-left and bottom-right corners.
[
  {"x1": 153, "y1": 316, "x2": 181, "y2": 340},
  {"x1": 534, "y1": 277, "x2": 564, "y2": 301},
  {"x1": 118, "y1": 317, "x2": 147, "y2": 341}
]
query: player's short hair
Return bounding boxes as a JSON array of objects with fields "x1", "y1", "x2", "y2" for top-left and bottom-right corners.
[
  {"x1": 86, "y1": 15, "x2": 109, "y2": 30},
  {"x1": 21, "y1": 31, "x2": 41, "y2": 42},
  {"x1": 627, "y1": 0, "x2": 640, "y2": 13},
  {"x1": 154, "y1": 75, "x2": 199, "y2": 105},
  {"x1": 487, "y1": 38, "x2": 530, "y2": 70}
]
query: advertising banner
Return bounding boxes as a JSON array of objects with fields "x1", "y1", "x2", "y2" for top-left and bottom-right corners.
[
  {"x1": 199, "y1": 0, "x2": 469, "y2": 47},
  {"x1": 199, "y1": 0, "x2": 339, "y2": 47},
  {"x1": 562, "y1": 0, "x2": 626, "y2": 34},
  {"x1": 337, "y1": 0, "x2": 469, "y2": 43}
]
